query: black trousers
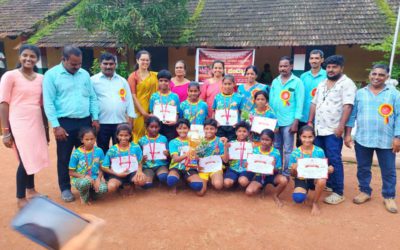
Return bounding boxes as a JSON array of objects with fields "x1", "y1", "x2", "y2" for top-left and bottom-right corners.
[
  {"x1": 16, "y1": 154, "x2": 34, "y2": 199},
  {"x1": 160, "y1": 123, "x2": 177, "y2": 142},
  {"x1": 97, "y1": 123, "x2": 118, "y2": 154},
  {"x1": 57, "y1": 117, "x2": 91, "y2": 191}
]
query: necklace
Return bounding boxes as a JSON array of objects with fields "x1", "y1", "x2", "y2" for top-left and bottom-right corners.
[{"x1": 19, "y1": 68, "x2": 37, "y2": 81}]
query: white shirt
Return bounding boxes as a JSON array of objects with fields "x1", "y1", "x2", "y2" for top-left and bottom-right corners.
[{"x1": 312, "y1": 74, "x2": 357, "y2": 136}]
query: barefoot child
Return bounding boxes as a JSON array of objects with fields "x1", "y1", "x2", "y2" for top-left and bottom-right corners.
[
  {"x1": 69, "y1": 127, "x2": 107, "y2": 204},
  {"x1": 167, "y1": 119, "x2": 204, "y2": 192},
  {"x1": 139, "y1": 116, "x2": 169, "y2": 188},
  {"x1": 247, "y1": 90, "x2": 277, "y2": 146},
  {"x1": 149, "y1": 69, "x2": 180, "y2": 141},
  {"x1": 101, "y1": 123, "x2": 146, "y2": 193},
  {"x1": 223, "y1": 121, "x2": 254, "y2": 189},
  {"x1": 290, "y1": 125, "x2": 334, "y2": 215},
  {"x1": 212, "y1": 74, "x2": 243, "y2": 141},
  {"x1": 245, "y1": 129, "x2": 288, "y2": 207},
  {"x1": 197, "y1": 119, "x2": 229, "y2": 196}
]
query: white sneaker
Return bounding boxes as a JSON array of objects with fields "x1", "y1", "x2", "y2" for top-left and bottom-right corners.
[{"x1": 324, "y1": 192, "x2": 345, "y2": 205}]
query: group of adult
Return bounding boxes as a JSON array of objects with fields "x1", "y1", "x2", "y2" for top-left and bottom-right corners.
[{"x1": 0, "y1": 44, "x2": 398, "y2": 213}]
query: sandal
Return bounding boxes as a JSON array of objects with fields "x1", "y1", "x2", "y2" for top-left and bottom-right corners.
[{"x1": 324, "y1": 192, "x2": 345, "y2": 205}]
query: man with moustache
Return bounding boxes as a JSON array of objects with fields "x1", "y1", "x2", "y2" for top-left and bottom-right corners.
[
  {"x1": 269, "y1": 56, "x2": 304, "y2": 177},
  {"x1": 345, "y1": 64, "x2": 400, "y2": 213},
  {"x1": 298, "y1": 50, "x2": 326, "y2": 147},
  {"x1": 308, "y1": 55, "x2": 357, "y2": 205},
  {"x1": 91, "y1": 52, "x2": 135, "y2": 155},
  {"x1": 43, "y1": 45, "x2": 99, "y2": 202}
]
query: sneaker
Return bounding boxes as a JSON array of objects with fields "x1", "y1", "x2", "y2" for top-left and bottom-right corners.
[
  {"x1": 353, "y1": 192, "x2": 371, "y2": 204},
  {"x1": 383, "y1": 198, "x2": 398, "y2": 213},
  {"x1": 324, "y1": 192, "x2": 345, "y2": 205},
  {"x1": 61, "y1": 190, "x2": 75, "y2": 202}
]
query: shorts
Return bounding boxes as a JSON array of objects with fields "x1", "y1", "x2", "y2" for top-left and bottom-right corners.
[
  {"x1": 294, "y1": 178, "x2": 316, "y2": 191},
  {"x1": 109, "y1": 171, "x2": 136, "y2": 185},
  {"x1": 169, "y1": 168, "x2": 199, "y2": 180},
  {"x1": 254, "y1": 174, "x2": 277, "y2": 187},
  {"x1": 143, "y1": 166, "x2": 168, "y2": 179},
  {"x1": 199, "y1": 170, "x2": 223, "y2": 181},
  {"x1": 217, "y1": 126, "x2": 236, "y2": 141},
  {"x1": 224, "y1": 168, "x2": 255, "y2": 182}
]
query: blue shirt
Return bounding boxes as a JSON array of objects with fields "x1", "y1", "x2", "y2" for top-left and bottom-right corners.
[
  {"x1": 237, "y1": 83, "x2": 269, "y2": 113},
  {"x1": 69, "y1": 146, "x2": 104, "y2": 184},
  {"x1": 248, "y1": 106, "x2": 277, "y2": 142},
  {"x1": 180, "y1": 100, "x2": 208, "y2": 125},
  {"x1": 289, "y1": 146, "x2": 325, "y2": 169},
  {"x1": 269, "y1": 74, "x2": 305, "y2": 127},
  {"x1": 199, "y1": 136, "x2": 225, "y2": 157},
  {"x1": 138, "y1": 135, "x2": 169, "y2": 168},
  {"x1": 300, "y1": 69, "x2": 326, "y2": 122},
  {"x1": 103, "y1": 143, "x2": 143, "y2": 168},
  {"x1": 149, "y1": 91, "x2": 181, "y2": 116},
  {"x1": 347, "y1": 85, "x2": 400, "y2": 149},
  {"x1": 91, "y1": 72, "x2": 136, "y2": 124},
  {"x1": 169, "y1": 138, "x2": 189, "y2": 170},
  {"x1": 212, "y1": 93, "x2": 243, "y2": 125},
  {"x1": 43, "y1": 63, "x2": 99, "y2": 127},
  {"x1": 253, "y1": 146, "x2": 282, "y2": 175}
]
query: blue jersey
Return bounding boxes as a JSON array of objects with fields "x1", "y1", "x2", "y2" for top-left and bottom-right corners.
[
  {"x1": 149, "y1": 91, "x2": 181, "y2": 116},
  {"x1": 212, "y1": 93, "x2": 243, "y2": 125},
  {"x1": 248, "y1": 106, "x2": 277, "y2": 142},
  {"x1": 201, "y1": 136, "x2": 225, "y2": 157},
  {"x1": 169, "y1": 137, "x2": 189, "y2": 170},
  {"x1": 180, "y1": 99, "x2": 208, "y2": 125},
  {"x1": 139, "y1": 134, "x2": 169, "y2": 168},
  {"x1": 228, "y1": 140, "x2": 250, "y2": 173},
  {"x1": 253, "y1": 146, "x2": 282, "y2": 173},
  {"x1": 289, "y1": 146, "x2": 325, "y2": 169},
  {"x1": 69, "y1": 146, "x2": 104, "y2": 184},
  {"x1": 103, "y1": 143, "x2": 143, "y2": 169}
]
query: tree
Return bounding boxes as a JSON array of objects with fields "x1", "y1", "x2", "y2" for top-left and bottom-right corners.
[{"x1": 76, "y1": 0, "x2": 190, "y2": 49}]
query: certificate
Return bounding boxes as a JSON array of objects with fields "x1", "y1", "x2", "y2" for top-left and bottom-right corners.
[
  {"x1": 199, "y1": 155, "x2": 222, "y2": 173},
  {"x1": 153, "y1": 104, "x2": 177, "y2": 123},
  {"x1": 111, "y1": 155, "x2": 138, "y2": 174},
  {"x1": 179, "y1": 146, "x2": 189, "y2": 164},
  {"x1": 215, "y1": 109, "x2": 238, "y2": 126},
  {"x1": 247, "y1": 154, "x2": 275, "y2": 175},
  {"x1": 142, "y1": 143, "x2": 167, "y2": 160},
  {"x1": 251, "y1": 116, "x2": 277, "y2": 134},
  {"x1": 188, "y1": 124, "x2": 205, "y2": 137},
  {"x1": 228, "y1": 142, "x2": 253, "y2": 160},
  {"x1": 297, "y1": 158, "x2": 328, "y2": 179}
]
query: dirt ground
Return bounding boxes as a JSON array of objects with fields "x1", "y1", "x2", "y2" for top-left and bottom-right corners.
[{"x1": 1, "y1": 139, "x2": 400, "y2": 250}]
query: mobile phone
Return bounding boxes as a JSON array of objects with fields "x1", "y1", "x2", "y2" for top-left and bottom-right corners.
[{"x1": 11, "y1": 197, "x2": 88, "y2": 250}]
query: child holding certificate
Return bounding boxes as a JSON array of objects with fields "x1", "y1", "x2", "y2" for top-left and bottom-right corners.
[
  {"x1": 180, "y1": 81, "x2": 208, "y2": 126},
  {"x1": 69, "y1": 127, "x2": 108, "y2": 204},
  {"x1": 246, "y1": 129, "x2": 288, "y2": 207},
  {"x1": 212, "y1": 74, "x2": 243, "y2": 141},
  {"x1": 101, "y1": 123, "x2": 146, "y2": 193},
  {"x1": 289, "y1": 126, "x2": 334, "y2": 215},
  {"x1": 167, "y1": 119, "x2": 204, "y2": 193},
  {"x1": 149, "y1": 70, "x2": 180, "y2": 141},
  {"x1": 248, "y1": 90, "x2": 277, "y2": 145},
  {"x1": 139, "y1": 116, "x2": 169, "y2": 188},
  {"x1": 197, "y1": 119, "x2": 229, "y2": 196},
  {"x1": 223, "y1": 121, "x2": 254, "y2": 189}
]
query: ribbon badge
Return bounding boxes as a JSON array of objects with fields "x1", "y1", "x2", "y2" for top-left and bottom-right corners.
[
  {"x1": 378, "y1": 103, "x2": 393, "y2": 124},
  {"x1": 311, "y1": 88, "x2": 317, "y2": 98},
  {"x1": 119, "y1": 88, "x2": 126, "y2": 102},
  {"x1": 280, "y1": 90, "x2": 291, "y2": 106}
]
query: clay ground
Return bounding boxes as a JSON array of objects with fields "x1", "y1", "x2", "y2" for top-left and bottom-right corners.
[{"x1": 1, "y1": 140, "x2": 400, "y2": 250}]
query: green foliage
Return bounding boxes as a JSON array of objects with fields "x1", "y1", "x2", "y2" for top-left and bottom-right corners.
[
  {"x1": 177, "y1": 0, "x2": 205, "y2": 44},
  {"x1": 90, "y1": 58, "x2": 130, "y2": 79},
  {"x1": 76, "y1": 0, "x2": 190, "y2": 49},
  {"x1": 28, "y1": 16, "x2": 67, "y2": 44}
]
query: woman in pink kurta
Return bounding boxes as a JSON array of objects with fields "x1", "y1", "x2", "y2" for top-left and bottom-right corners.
[
  {"x1": 200, "y1": 60, "x2": 225, "y2": 117},
  {"x1": 170, "y1": 60, "x2": 191, "y2": 102},
  {"x1": 0, "y1": 45, "x2": 49, "y2": 208}
]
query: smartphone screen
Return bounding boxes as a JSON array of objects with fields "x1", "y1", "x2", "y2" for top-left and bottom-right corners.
[{"x1": 11, "y1": 197, "x2": 88, "y2": 250}]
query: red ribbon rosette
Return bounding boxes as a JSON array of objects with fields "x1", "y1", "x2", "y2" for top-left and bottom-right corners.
[
  {"x1": 119, "y1": 88, "x2": 126, "y2": 102},
  {"x1": 378, "y1": 103, "x2": 393, "y2": 124},
  {"x1": 280, "y1": 90, "x2": 291, "y2": 106}
]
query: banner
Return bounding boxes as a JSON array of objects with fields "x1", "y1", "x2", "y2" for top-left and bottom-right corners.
[{"x1": 195, "y1": 48, "x2": 255, "y2": 84}]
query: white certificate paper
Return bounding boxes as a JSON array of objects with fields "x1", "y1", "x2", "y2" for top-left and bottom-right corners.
[
  {"x1": 179, "y1": 146, "x2": 189, "y2": 164},
  {"x1": 297, "y1": 158, "x2": 329, "y2": 179},
  {"x1": 142, "y1": 143, "x2": 167, "y2": 160},
  {"x1": 251, "y1": 116, "x2": 277, "y2": 134},
  {"x1": 247, "y1": 154, "x2": 275, "y2": 175},
  {"x1": 188, "y1": 124, "x2": 205, "y2": 137},
  {"x1": 215, "y1": 109, "x2": 238, "y2": 126},
  {"x1": 111, "y1": 155, "x2": 138, "y2": 174},
  {"x1": 199, "y1": 155, "x2": 222, "y2": 173},
  {"x1": 228, "y1": 142, "x2": 253, "y2": 160},
  {"x1": 153, "y1": 104, "x2": 177, "y2": 122}
]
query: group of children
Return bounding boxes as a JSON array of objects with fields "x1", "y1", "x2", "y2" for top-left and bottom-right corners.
[{"x1": 69, "y1": 70, "x2": 333, "y2": 215}]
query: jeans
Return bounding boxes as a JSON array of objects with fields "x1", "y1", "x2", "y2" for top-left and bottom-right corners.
[
  {"x1": 57, "y1": 117, "x2": 91, "y2": 192},
  {"x1": 97, "y1": 124, "x2": 118, "y2": 154},
  {"x1": 354, "y1": 141, "x2": 396, "y2": 199},
  {"x1": 314, "y1": 134, "x2": 344, "y2": 195},
  {"x1": 274, "y1": 125, "x2": 294, "y2": 175}
]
